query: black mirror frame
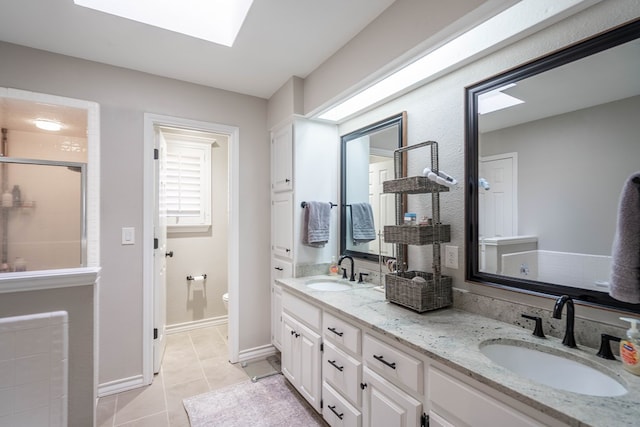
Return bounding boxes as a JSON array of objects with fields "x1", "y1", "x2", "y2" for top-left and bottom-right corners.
[
  {"x1": 465, "y1": 19, "x2": 640, "y2": 313},
  {"x1": 340, "y1": 112, "x2": 407, "y2": 262}
]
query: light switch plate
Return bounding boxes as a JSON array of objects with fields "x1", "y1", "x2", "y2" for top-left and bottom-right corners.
[
  {"x1": 445, "y1": 245, "x2": 458, "y2": 269},
  {"x1": 122, "y1": 227, "x2": 135, "y2": 245}
]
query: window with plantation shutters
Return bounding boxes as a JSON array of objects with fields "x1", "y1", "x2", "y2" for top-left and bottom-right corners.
[{"x1": 164, "y1": 138, "x2": 212, "y2": 231}]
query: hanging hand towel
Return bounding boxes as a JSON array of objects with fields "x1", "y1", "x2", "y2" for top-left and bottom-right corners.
[
  {"x1": 609, "y1": 172, "x2": 640, "y2": 304},
  {"x1": 351, "y1": 202, "x2": 376, "y2": 244},
  {"x1": 302, "y1": 201, "x2": 331, "y2": 248}
]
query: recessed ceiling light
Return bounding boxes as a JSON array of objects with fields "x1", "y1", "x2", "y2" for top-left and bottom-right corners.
[
  {"x1": 74, "y1": 0, "x2": 254, "y2": 47},
  {"x1": 35, "y1": 119, "x2": 63, "y2": 132}
]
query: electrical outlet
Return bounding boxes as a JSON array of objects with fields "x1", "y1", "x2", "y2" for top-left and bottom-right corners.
[{"x1": 445, "y1": 245, "x2": 458, "y2": 269}]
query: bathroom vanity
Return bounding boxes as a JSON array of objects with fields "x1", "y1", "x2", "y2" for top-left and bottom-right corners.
[{"x1": 275, "y1": 276, "x2": 639, "y2": 427}]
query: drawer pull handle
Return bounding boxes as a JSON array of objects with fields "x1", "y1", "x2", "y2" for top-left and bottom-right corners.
[
  {"x1": 373, "y1": 354, "x2": 396, "y2": 369},
  {"x1": 328, "y1": 359, "x2": 344, "y2": 371},
  {"x1": 328, "y1": 405, "x2": 344, "y2": 420},
  {"x1": 327, "y1": 327, "x2": 344, "y2": 337},
  {"x1": 274, "y1": 267, "x2": 283, "y2": 271}
]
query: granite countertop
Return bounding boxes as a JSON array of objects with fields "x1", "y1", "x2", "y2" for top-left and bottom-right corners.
[{"x1": 276, "y1": 275, "x2": 640, "y2": 427}]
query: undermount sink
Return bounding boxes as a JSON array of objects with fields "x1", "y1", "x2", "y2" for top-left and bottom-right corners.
[
  {"x1": 480, "y1": 340, "x2": 627, "y2": 397},
  {"x1": 305, "y1": 278, "x2": 353, "y2": 292}
]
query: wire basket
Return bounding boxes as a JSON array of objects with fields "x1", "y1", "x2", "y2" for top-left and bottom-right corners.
[
  {"x1": 383, "y1": 176, "x2": 449, "y2": 194},
  {"x1": 383, "y1": 224, "x2": 451, "y2": 245},
  {"x1": 385, "y1": 271, "x2": 452, "y2": 312}
]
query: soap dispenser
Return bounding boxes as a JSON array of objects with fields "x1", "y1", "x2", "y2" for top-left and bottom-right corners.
[
  {"x1": 620, "y1": 317, "x2": 640, "y2": 376},
  {"x1": 329, "y1": 256, "x2": 339, "y2": 276}
]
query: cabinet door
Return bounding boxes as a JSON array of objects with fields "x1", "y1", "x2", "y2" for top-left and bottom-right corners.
[
  {"x1": 271, "y1": 123, "x2": 293, "y2": 192},
  {"x1": 272, "y1": 192, "x2": 293, "y2": 259},
  {"x1": 271, "y1": 283, "x2": 283, "y2": 350},
  {"x1": 297, "y1": 321, "x2": 322, "y2": 412},
  {"x1": 281, "y1": 313, "x2": 299, "y2": 385},
  {"x1": 362, "y1": 367, "x2": 421, "y2": 427}
]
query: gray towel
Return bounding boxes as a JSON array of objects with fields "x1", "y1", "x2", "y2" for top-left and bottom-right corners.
[
  {"x1": 609, "y1": 172, "x2": 640, "y2": 304},
  {"x1": 302, "y1": 202, "x2": 330, "y2": 248},
  {"x1": 351, "y1": 202, "x2": 376, "y2": 244}
]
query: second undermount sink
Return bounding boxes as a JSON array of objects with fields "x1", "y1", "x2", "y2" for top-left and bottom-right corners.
[
  {"x1": 480, "y1": 340, "x2": 627, "y2": 397},
  {"x1": 305, "y1": 278, "x2": 353, "y2": 292}
]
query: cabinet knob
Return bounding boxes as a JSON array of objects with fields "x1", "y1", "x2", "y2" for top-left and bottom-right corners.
[
  {"x1": 360, "y1": 382, "x2": 367, "y2": 390},
  {"x1": 285, "y1": 248, "x2": 291, "y2": 253},
  {"x1": 285, "y1": 178, "x2": 291, "y2": 183},
  {"x1": 165, "y1": 251, "x2": 173, "y2": 258}
]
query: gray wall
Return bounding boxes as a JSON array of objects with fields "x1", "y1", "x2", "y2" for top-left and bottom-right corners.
[
  {"x1": 0, "y1": 42, "x2": 270, "y2": 386},
  {"x1": 481, "y1": 95, "x2": 640, "y2": 255}
]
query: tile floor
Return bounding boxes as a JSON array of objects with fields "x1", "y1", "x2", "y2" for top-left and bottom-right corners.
[{"x1": 97, "y1": 324, "x2": 250, "y2": 427}]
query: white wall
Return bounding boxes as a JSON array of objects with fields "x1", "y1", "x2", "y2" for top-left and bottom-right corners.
[
  {"x1": 339, "y1": 0, "x2": 640, "y2": 325},
  {"x1": 0, "y1": 42, "x2": 270, "y2": 387}
]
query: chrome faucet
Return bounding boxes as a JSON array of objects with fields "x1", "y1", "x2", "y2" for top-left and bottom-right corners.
[
  {"x1": 338, "y1": 255, "x2": 356, "y2": 281},
  {"x1": 552, "y1": 295, "x2": 577, "y2": 348}
]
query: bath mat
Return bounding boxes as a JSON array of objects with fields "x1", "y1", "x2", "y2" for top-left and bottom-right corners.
[
  {"x1": 183, "y1": 374, "x2": 326, "y2": 427},
  {"x1": 241, "y1": 354, "x2": 281, "y2": 381}
]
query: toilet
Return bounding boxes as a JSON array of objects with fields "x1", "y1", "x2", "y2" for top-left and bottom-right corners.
[{"x1": 222, "y1": 292, "x2": 229, "y2": 311}]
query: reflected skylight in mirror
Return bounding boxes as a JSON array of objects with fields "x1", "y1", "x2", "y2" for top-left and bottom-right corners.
[{"x1": 74, "y1": 0, "x2": 254, "y2": 47}]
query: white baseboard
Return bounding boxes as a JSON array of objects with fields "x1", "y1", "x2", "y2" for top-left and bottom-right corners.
[
  {"x1": 238, "y1": 344, "x2": 278, "y2": 363},
  {"x1": 98, "y1": 374, "x2": 146, "y2": 397},
  {"x1": 166, "y1": 316, "x2": 228, "y2": 335}
]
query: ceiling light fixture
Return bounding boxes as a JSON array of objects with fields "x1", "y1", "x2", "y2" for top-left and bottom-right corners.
[
  {"x1": 74, "y1": 0, "x2": 254, "y2": 47},
  {"x1": 318, "y1": 0, "x2": 587, "y2": 122},
  {"x1": 35, "y1": 119, "x2": 63, "y2": 132}
]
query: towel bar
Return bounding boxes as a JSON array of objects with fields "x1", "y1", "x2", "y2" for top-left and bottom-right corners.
[{"x1": 300, "y1": 201, "x2": 337, "y2": 209}]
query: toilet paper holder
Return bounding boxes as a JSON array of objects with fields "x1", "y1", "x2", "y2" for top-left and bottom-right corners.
[{"x1": 186, "y1": 274, "x2": 207, "y2": 281}]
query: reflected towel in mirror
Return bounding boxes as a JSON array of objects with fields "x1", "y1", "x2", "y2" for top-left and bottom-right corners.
[
  {"x1": 351, "y1": 202, "x2": 376, "y2": 244},
  {"x1": 609, "y1": 172, "x2": 640, "y2": 304},
  {"x1": 302, "y1": 201, "x2": 331, "y2": 247}
]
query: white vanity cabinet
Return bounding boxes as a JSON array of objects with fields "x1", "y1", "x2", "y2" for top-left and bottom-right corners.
[
  {"x1": 281, "y1": 292, "x2": 322, "y2": 412},
  {"x1": 322, "y1": 310, "x2": 363, "y2": 427},
  {"x1": 426, "y1": 365, "x2": 548, "y2": 427}
]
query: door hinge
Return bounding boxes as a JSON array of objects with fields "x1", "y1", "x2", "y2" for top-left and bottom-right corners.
[
  {"x1": 154, "y1": 238, "x2": 159, "y2": 249},
  {"x1": 320, "y1": 399, "x2": 323, "y2": 409},
  {"x1": 154, "y1": 148, "x2": 159, "y2": 160},
  {"x1": 320, "y1": 342, "x2": 324, "y2": 352},
  {"x1": 421, "y1": 413, "x2": 429, "y2": 427},
  {"x1": 153, "y1": 328, "x2": 158, "y2": 340}
]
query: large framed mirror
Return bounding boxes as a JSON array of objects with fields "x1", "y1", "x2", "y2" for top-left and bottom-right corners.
[
  {"x1": 465, "y1": 19, "x2": 640, "y2": 313},
  {"x1": 340, "y1": 112, "x2": 407, "y2": 262}
]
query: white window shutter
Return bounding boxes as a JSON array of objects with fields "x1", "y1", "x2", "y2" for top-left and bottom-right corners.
[{"x1": 164, "y1": 139, "x2": 211, "y2": 231}]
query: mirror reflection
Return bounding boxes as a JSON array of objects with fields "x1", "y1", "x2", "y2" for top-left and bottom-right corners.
[
  {"x1": 466, "y1": 20, "x2": 640, "y2": 312},
  {"x1": 340, "y1": 113, "x2": 406, "y2": 261}
]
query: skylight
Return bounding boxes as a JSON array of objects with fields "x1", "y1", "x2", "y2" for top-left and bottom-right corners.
[
  {"x1": 318, "y1": 0, "x2": 586, "y2": 122},
  {"x1": 478, "y1": 84, "x2": 524, "y2": 115},
  {"x1": 74, "y1": 0, "x2": 254, "y2": 47}
]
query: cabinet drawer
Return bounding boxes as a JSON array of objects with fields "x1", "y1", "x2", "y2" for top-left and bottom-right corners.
[
  {"x1": 429, "y1": 367, "x2": 541, "y2": 427},
  {"x1": 323, "y1": 382, "x2": 362, "y2": 427},
  {"x1": 323, "y1": 311, "x2": 361, "y2": 355},
  {"x1": 323, "y1": 341, "x2": 362, "y2": 407},
  {"x1": 283, "y1": 292, "x2": 321, "y2": 331},
  {"x1": 363, "y1": 334, "x2": 423, "y2": 394}
]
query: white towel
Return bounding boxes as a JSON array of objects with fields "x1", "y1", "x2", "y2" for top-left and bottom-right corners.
[
  {"x1": 609, "y1": 172, "x2": 640, "y2": 304},
  {"x1": 351, "y1": 202, "x2": 376, "y2": 244},
  {"x1": 302, "y1": 202, "x2": 331, "y2": 248}
]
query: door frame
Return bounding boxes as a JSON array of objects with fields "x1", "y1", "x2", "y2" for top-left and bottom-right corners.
[{"x1": 142, "y1": 113, "x2": 240, "y2": 384}]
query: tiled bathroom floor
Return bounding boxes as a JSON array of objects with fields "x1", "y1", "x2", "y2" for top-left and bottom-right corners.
[{"x1": 97, "y1": 324, "x2": 250, "y2": 427}]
